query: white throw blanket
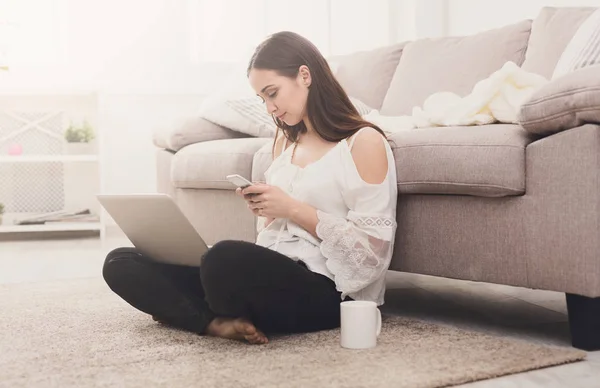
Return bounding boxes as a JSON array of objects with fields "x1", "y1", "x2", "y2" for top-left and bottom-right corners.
[{"x1": 364, "y1": 61, "x2": 548, "y2": 133}]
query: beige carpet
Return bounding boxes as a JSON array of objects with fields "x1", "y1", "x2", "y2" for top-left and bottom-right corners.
[{"x1": 0, "y1": 277, "x2": 586, "y2": 388}]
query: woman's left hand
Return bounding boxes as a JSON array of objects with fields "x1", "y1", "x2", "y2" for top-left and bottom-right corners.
[{"x1": 242, "y1": 183, "x2": 298, "y2": 219}]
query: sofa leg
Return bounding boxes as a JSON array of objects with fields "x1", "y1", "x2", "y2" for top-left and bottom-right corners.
[{"x1": 566, "y1": 293, "x2": 600, "y2": 351}]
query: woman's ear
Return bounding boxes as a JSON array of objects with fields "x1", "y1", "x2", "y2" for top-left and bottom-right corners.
[{"x1": 298, "y1": 65, "x2": 311, "y2": 87}]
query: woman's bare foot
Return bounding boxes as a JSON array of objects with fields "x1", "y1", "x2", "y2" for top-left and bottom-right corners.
[{"x1": 206, "y1": 317, "x2": 268, "y2": 345}]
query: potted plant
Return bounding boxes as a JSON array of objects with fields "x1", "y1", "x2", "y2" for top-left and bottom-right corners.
[
  {"x1": 0, "y1": 203, "x2": 4, "y2": 225},
  {"x1": 64, "y1": 120, "x2": 96, "y2": 155}
]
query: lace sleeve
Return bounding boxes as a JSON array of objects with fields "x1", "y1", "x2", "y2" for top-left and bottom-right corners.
[{"x1": 316, "y1": 208, "x2": 396, "y2": 298}]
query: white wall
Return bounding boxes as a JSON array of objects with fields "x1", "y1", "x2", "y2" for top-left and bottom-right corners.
[
  {"x1": 4, "y1": 0, "x2": 598, "y2": 226},
  {"x1": 446, "y1": 0, "x2": 599, "y2": 36},
  {"x1": 97, "y1": 94, "x2": 206, "y2": 194},
  {"x1": 1, "y1": 0, "x2": 422, "y2": 93},
  {"x1": 1, "y1": 0, "x2": 233, "y2": 94},
  {"x1": 1, "y1": 0, "x2": 429, "y2": 226}
]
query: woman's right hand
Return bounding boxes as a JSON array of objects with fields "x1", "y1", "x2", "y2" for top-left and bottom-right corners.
[{"x1": 236, "y1": 188, "x2": 275, "y2": 226}]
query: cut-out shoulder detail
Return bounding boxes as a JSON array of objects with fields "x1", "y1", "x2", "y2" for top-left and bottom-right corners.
[{"x1": 348, "y1": 127, "x2": 388, "y2": 185}]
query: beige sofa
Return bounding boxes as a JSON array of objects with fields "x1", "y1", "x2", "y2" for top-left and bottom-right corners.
[{"x1": 153, "y1": 7, "x2": 600, "y2": 350}]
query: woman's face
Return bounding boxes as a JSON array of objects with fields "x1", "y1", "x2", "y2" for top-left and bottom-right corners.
[{"x1": 248, "y1": 67, "x2": 310, "y2": 126}]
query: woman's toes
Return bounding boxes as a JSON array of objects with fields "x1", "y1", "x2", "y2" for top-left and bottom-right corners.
[
  {"x1": 242, "y1": 330, "x2": 267, "y2": 345},
  {"x1": 245, "y1": 335, "x2": 258, "y2": 344},
  {"x1": 245, "y1": 332, "x2": 259, "y2": 343},
  {"x1": 251, "y1": 332, "x2": 269, "y2": 345},
  {"x1": 253, "y1": 335, "x2": 268, "y2": 345},
  {"x1": 210, "y1": 317, "x2": 266, "y2": 345},
  {"x1": 234, "y1": 319, "x2": 256, "y2": 336}
]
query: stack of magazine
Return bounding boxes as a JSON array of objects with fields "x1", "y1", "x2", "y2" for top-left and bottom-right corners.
[{"x1": 15, "y1": 209, "x2": 99, "y2": 225}]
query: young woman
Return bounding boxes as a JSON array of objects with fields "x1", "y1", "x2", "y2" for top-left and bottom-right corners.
[{"x1": 102, "y1": 31, "x2": 398, "y2": 345}]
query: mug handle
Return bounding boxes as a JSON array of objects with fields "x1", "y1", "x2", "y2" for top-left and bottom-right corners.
[{"x1": 376, "y1": 308, "x2": 382, "y2": 336}]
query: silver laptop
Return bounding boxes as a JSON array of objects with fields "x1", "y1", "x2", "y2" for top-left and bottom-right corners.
[{"x1": 97, "y1": 193, "x2": 209, "y2": 266}]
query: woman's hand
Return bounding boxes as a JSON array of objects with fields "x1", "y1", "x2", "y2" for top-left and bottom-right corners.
[
  {"x1": 235, "y1": 184, "x2": 319, "y2": 238},
  {"x1": 235, "y1": 186, "x2": 275, "y2": 224},
  {"x1": 236, "y1": 183, "x2": 299, "y2": 219}
]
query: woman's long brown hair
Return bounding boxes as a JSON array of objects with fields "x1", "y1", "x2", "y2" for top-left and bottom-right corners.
[{"x1": 246, "y1": 31, "x2": 386, "y2": 151}]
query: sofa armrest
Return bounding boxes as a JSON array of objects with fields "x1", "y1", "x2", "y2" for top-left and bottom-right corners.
[
  {"x1": 524, "y1": 123, "x2": 600, "y2": 296},
  {"x1": 518, "y1": 65, "x2": 600, "y2": 136},
  {"x1": 153, "y1": 116, "x2": 250, "y2": 152}
]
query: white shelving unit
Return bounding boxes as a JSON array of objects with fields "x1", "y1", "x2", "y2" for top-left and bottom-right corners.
[
  {"x1": 0, "y1": 155, "x2": 98, "y2": 163},
  {"x1": 0, "y1": 91, "x2": 105, "y2": 238},
  {"x1": 0, "y1": 222, "x2": 103, "y2": 233}
]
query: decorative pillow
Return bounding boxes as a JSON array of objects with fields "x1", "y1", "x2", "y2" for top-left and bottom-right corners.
[
  {"x1": 521, "y1": 7, "x2": 596, "y2": 79},
  {"x1": 380, "y1": 20, "x2": 532, "y2": 116},
  {"x1": 328, "y1": 42, "x2": 406, "y2": 110},
  {"x1": 153, "y1": 116, "x2": 249, "y2": 152},
  {"x1": 552, "y1": 8, "x2": 600, "y2": 80},
  {"x1": 518, "y1": 65, "x2": 600, "y2": 135},
  {"x1": 199, "y1": 68, "x2": 277, "y2": 138},
  {"x1": 199, "y1": 67, "x2": 374, "y2": 138},
  {"x1": 200, "y1": 95, "x2": 277, "y2": 139}
]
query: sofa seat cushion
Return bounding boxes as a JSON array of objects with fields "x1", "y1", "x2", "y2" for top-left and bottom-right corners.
[
  {"x1": 390, "y1": 124, "x2": 539, "y2": 197},
  {"x1": 171, "y1": 138, "x2": 271, "y2": 190}
]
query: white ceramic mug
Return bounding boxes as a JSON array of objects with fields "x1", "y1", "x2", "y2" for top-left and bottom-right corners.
[{"x1": 340, "y1": 300, "x2": 382, "y2": 349}]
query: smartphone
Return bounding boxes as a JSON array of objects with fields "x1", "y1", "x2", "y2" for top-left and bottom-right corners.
[{"x1": 226, "y1": 174, "x2": 254, "y2": 189}]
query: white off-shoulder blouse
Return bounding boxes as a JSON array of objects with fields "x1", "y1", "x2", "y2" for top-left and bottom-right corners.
[{"x1": 255, "y1": 127, "x2": 398, "y2": 305}]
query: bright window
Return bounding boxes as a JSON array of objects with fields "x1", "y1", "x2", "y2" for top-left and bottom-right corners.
[
  {"x1": 188, "y1": 0, "x2": 393, "y2": 63},
  {"x1": 0, "y1": 0, "x2": 68, "y2": 69}
]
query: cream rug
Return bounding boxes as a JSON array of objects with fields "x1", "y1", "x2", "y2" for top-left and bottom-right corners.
[{"x1": 0, "y1": 277, "x2": 586, "y2": 388}]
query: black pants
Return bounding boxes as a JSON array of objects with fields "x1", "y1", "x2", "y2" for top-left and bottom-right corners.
[{"x1": 102, "y1": 240, "x2": 344, "y2": 334}]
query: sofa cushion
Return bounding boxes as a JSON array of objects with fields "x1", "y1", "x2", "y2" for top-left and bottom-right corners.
[
  {"x1": 329, "y1": 42, "x2": 407, "y2": 110},
  {"x1": 518, "y1": 65, "x2": 600, "y2": 136},
  {"x1": 171, "y1": 138, "x2": 271, "y2": 190},
  {"x1": 521, "y1": 7, "x2": 596, "y2": 79},
  {"x1": 153, "y1": 116, "x2": 249, "y2": 152},
  {"x1": 380, "y1": 20, "x2": 531, "y2": 116},
  {"x1": 390, "y1": 124, "x2": 538, "y2": 197}
]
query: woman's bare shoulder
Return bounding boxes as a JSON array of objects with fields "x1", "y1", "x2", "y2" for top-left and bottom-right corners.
[{"x1": 348, "y1": 127, "x2": 388, "y2": 184}]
